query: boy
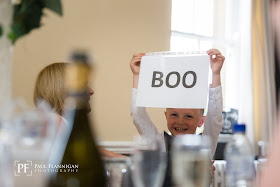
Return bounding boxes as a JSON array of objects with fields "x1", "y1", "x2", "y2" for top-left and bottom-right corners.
[{"x1": 130, "y1": 49, "x2": 225, "y2": 185}]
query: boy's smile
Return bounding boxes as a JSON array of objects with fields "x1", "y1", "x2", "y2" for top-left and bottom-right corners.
[{"x1": 165, "y1": 108, "x2": 205, "y2": 136}]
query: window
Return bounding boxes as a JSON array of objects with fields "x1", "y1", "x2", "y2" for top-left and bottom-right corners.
[
  {"x1": 171, "y1": 0, "x2": 253, "y2": 142},
  {"x1": 171, "y1": 0, "x2": 214, "y2": 51}
]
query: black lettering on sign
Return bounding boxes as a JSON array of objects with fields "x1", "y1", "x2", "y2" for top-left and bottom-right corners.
[
  {"x1": 151, "y1": 71, "x2": 197, "y2": 88},
  {"x1": 182, "y1": 71, "x2": 197, "y2": 88},
  {"x1": 166, "y1": 71, "x2": 180, "y2": 88},
  {"x1": 151, "y1": 71, "x2": 164, "y2": 87}
]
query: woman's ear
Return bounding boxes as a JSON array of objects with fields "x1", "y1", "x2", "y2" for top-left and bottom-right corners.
[{"x1": 198, "y1": 116, "x2": 206, "y2": 127}]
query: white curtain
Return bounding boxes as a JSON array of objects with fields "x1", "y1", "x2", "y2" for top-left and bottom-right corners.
[
  {"x1": 252, "y1": 0, "x2": 277, "y2": 145},
  {"x1": 223, "y1": 0, "x2": 255, "y2": 147}
]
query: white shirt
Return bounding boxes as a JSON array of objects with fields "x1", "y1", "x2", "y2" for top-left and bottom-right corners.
[{"x1": 130, "y1": 86, "x2": 224, "y2": 159}]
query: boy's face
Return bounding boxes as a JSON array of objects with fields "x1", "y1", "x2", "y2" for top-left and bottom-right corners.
[{"x1": 165, "y1": 108, "x2": 205, "y2": 136}]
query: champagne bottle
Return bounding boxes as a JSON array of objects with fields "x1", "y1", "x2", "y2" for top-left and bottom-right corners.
[{"x1": 47, "y1": 51, "x2": 107, "y2": 187}]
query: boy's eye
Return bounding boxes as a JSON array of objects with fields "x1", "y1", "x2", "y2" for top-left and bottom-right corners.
[{"x1": 185, "y1": 115, "x2": 193, "y2": 118}]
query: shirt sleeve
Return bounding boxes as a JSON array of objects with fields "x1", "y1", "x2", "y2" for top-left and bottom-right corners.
[
  {"x1": 130, "y1": 88, "x2": 161, "y2": 139},
  {"x1": 203, "y1": 85, "x2": 224, "y2": 159}
]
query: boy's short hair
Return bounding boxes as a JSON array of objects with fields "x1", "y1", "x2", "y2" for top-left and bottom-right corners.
[
  {"x1": 200, "y1": 109, "x2": 205, "y2": 116},
  {"x1": 165, "y1": 108, "x2": 205, "y2": 116}
]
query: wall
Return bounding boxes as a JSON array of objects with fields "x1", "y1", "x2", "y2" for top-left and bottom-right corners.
[{"x1": 12, "y1": 0, "x2": 171, "y2": 141}]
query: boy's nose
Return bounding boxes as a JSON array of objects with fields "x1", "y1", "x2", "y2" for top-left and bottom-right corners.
[{"x1": 177, "y1": 117, "x2": 185, "y2": 124}]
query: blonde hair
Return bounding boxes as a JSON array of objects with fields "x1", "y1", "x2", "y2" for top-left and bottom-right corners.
[{"x1": 33, "y1": 63, "x2": 67, "y2": 115}]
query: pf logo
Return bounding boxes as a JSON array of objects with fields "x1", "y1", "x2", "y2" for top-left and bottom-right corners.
[{"x1": 14, "y1": 160, "x2": 32, "y2": 176}]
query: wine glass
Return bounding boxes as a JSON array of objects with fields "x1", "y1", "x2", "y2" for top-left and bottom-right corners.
[
  {"x1": 171, "y1": 134, "x2": 211, "y2": 187},
  {"x1": 131, "y1": 135, "x2": 167, "y2": 187}
]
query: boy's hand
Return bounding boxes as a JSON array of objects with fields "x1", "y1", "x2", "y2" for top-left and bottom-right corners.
[
  {"x1": 130, "y1": 53, "x2": 145, "y2": 88},
  {"x1": 207, "y1": 49, "x2": 225, "y2": 87},
  {"x1": 130, "y1": 53, "x2": 145, "y2": 75},
  {"x1": 207, "y1": 49, "x2": 225, "y2": 75}
]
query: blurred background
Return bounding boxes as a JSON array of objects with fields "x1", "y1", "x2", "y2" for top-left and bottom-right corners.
[
  {"x1": 9, "y1": 0, "x2": 279, "y2": 152},
  {"x1": 11, "y1": 0, "x2": 171, "y2": 142}
]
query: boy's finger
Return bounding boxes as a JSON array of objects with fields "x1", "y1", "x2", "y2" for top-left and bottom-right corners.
[
  {"x1": 133, "y1": 53, "x2": 145, "y2": 58},
  {"x1": 207, "y1": 49, "x2": 217, "y2": 53},
  {"x1": 211, "y1": 54, "x2": 217, "y2": 60},
  {"x1": 130, "y1": 59, "x2": 141, "y2": 65},
  {"x1": 215, "y1": 54, "x2": 224, "y2": 57},
  {"x1": 131, "y1": 54, "x2": 146, "y2": 64},
  {"x1": 215, "y1": 55, "x2": 225, "y2": 62},
  {"x1": 208, "y1": 51, "x2": 221, "y2": 56},
  {"x1": 133, "y1": 53, "x2": 144, "y2": 56},
  {"x1": 207, "y1": 48, "x2": 220, "y2": 52},
  {"x1": 207, "y1": 48, "x2": 220, "y2": 54},
  {"x1": 211, "y1": 55, "x2": 225, "y2": 62},
  {"x1": 132, "y1": 54, "x2": 139, "y2": 58},
  {"x1": 132, "y1": 56, "x2": 143, "y2": 62},
  {"x1": 207, "y1": 48, "x2": 221, "y2": 54},
  {"x1": 133, "y1": 56, "x2": 142, "y2": 60}
]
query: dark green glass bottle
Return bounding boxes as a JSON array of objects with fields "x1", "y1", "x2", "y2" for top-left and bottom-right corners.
[{"x1": 47, "y1": 51, "x2": 107, "y2": 187}]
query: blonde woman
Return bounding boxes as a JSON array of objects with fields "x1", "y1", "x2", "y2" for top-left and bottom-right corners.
[
  {"x1": 34, "y1": 62, "x2": 124, "y2": 158},
  {"x1": 34, "y1": 63, "x2": 68, "y2": 117}
]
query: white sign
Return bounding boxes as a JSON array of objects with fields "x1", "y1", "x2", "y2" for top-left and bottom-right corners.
[{"x1": 136, "y1": 54, "x2": 210, "y2": 108}]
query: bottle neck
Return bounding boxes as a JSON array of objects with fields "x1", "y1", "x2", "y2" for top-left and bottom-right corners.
[
  {"x1": 65, "y1": 62, "x2": 90, "y2": 94},
  {"x1": 67, "y1": 90, "x2": 88, "y2": 98},
  {"x1": 65, "y1": 90, "x2": 88, "y2": 111},
  {"x1": 65, "y1": 61, "x2": 91, "y2": 113}
]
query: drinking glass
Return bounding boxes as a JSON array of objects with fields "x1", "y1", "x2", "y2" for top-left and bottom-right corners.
[
  {"x1": 171, "y1": 134, "x2": 211, "y2": 187},
  {"x1": 105, "y1": 157, "x2": 132, "y2": 187},
  {"x1": 13, "y1": 101, "x2": 57, "y2": 151},
  {"x1": 131, "y1": 135, "x2": 166, "y2": 187},
  {"x1": 0, "y1": 99, "x2": 58, "y2": 162}
]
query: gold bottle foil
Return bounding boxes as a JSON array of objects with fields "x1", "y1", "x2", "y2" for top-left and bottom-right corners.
[{"x1": 65, "y1": 62, "x2": 90, "y2": 93}]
